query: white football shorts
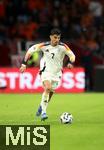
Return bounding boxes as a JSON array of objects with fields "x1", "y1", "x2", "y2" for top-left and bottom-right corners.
[{"x1": 41, "y1": 71, "x2": 62, "y2": 89}]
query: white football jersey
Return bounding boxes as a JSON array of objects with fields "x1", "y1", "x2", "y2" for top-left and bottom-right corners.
[{"x1": 27, "y1": 42, "x2": 75, "y2": 74}]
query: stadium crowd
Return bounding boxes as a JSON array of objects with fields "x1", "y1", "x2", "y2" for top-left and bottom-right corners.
[{"x1": 0, "y1": 0, "x2": 104, "y2": 66}]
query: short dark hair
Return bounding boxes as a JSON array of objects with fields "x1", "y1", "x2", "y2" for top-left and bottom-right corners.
[{"x1": 50, "y1": 28, "x2": 61, "y2": 36}]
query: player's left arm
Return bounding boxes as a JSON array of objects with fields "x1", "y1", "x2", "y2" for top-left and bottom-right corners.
[{"x1": 64, "y1": 44, "x2": 75, "y2": 68}]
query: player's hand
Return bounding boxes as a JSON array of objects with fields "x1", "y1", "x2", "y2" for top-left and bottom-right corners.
[
  {"x1": 67, "y1": 63, "x2": 74, "y2": 69},
  {"x1": 20, "y1": 64, "x2": 26, "y2": 73}
]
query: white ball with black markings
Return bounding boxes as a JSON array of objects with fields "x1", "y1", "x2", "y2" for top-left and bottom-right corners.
[{"x1": 60, "y1": 112, "x2": 73, "y2": 124}]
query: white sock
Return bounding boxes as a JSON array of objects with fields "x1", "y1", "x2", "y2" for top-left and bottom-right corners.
[{"x1": 41, "y1": 92, "x2": 49, "y2": 114}]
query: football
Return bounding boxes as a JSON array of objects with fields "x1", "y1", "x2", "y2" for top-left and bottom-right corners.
[{"x1": 60, "y1": 112, "x2": 73, "y2": 124}]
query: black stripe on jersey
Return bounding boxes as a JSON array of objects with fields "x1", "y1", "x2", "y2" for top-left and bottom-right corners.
[{"x1": 39, "y1": 62, "x2": 46, "y2": 75}]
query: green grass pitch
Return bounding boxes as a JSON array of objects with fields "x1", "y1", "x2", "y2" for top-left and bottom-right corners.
[{"x1": 0, "y1": 93, "x2": 104, "y2": 150}]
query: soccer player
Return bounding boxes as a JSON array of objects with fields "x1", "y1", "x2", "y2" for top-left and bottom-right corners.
[{"x1": 20, "y1": 28, "x2": 75, "y2": 121}]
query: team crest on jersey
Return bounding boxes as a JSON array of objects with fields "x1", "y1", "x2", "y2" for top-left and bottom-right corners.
[{"x1": 45, "y1": 49, "x2": 49, "y2": 52}]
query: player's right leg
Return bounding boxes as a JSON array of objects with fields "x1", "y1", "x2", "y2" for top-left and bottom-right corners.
[
  {"x1": 41, "y1": 80, "x2": 52, "y2": 120},
  {"x1": 36, "y1": 90, "x2": 54, "y2": 117},
  {"x1": 36, "y1": 80, "x2": 52, "y2": 120},
  {"x1": 41, "y1": 80, "x2": 59, "y2": 120}
]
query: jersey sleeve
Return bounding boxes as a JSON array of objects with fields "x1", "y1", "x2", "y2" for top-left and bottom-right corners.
[
  {"x1": 63, "y1": 43, "x2": 75, "y2": 63},
  {"x1": 22, "y1": 42, "x2": 45, "y2": 64},
  {"x1": 27, "y1": 42, "x2": 45, "y2": 55}
]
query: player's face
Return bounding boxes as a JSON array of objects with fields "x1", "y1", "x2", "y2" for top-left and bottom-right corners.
[{"x1": 50, "y1": 34, "x2": 61, "y2": 46}]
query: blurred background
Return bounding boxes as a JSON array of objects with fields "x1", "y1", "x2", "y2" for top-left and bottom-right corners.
[{"x1": 0, "y1": 0, "x2": 104, "y2": 92}]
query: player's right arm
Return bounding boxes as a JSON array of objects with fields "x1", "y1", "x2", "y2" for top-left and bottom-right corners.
[{"x1": 20, "y1": 43, "x2": 44, "y2": 73}]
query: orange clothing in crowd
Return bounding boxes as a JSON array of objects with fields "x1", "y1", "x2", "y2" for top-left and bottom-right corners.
[
  {"x1": 80, "y1": 12, "x2": 94, "y2": 28},
  {"x1": 86, "y1": 40, "x2": 99, "y2": 51},
  {"x1": 28, "y1": 0, "x2": 45, "y2": 11},
  {"x1": 24, "y1": 22, "x2": 38, "y2": 40},
  {"x1": 0, "y1": 1, "x2": 5, "y2": 17}
]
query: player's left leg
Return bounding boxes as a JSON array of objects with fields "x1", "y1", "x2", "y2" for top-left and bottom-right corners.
[{"x1": 48, "y1": 91, "x2": 54, "y2": 102}]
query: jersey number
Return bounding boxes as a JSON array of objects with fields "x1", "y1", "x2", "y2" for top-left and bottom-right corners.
[{"x1": 51, "y1": 53, "x2": 55, "y2": 59}]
